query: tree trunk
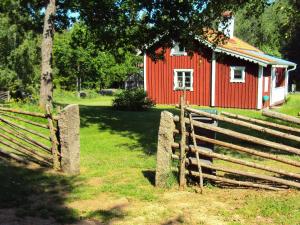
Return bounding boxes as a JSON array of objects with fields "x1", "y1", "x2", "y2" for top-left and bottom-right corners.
[
  {"x1": 39, "y1": 0, "x2": 56, "y2": 110},
  {"x1": 77, "y1": 64, "x2": 81, "y2": 98}
]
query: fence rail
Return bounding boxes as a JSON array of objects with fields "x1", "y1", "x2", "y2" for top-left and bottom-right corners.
[
  {"x1": 0, "y1": 91, "x2": 10, "y2": 102},
  {"x1": 156, "y1": 97, "x2": 300, "y2": 191},
  {"x1": 0, "y1": 106, "x2": 58, "y2": 168}
]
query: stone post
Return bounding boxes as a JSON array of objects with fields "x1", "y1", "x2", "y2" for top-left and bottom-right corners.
[
  {"x1": 155, "y1": 111, "x2": 175, "y2": 187},
  {"x1": 58, "y1": 104, "x2": 80, "y2": 175}
]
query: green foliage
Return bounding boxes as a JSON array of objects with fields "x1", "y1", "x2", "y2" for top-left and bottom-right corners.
[
  {"x1": 113, "y1": 89, "x2": 154, "y2": 111},
  {"x1": 76, "y1": 0, "x2": 258, "y2": 55},
  {"x1": 53, "y1": 22, "x2": 142, "y2": 91},
  {"x1": 235, "y1": 0, "x2": 300, "y2": 59},
  {"x1": 0, "y1": 1, "x2": 41, "y2": 95},
  {"x1": 235, "y1": 0, "x2": 300, "y2": 88}
]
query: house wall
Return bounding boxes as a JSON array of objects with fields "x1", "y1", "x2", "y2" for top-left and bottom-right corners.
[
  {"x1": 146, "y1": 46, "x2": 263, "y2": 109},
  {"x1": 215, "y1": 56, "x2": 259, "y2": 109},
  {"x1": 145, "y1": 47, "x2": 212, "y2": 105}
]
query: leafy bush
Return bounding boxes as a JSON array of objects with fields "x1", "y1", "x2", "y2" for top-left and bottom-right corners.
[{"x1": 112, "y1": 88, "x2": 154, "y2": 111}]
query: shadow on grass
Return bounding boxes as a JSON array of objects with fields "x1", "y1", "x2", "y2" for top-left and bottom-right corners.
[
  {"x1": 0, "y1": 159, "x2": 80, "y2": 224},
  {"x1": 84, "y1": 203, "x2": 127, "y2": 224},
  {"x1": 79, "y1": 105, "x2": 179, "y2": 155},
  {"x1": 142, "y1": 170, "x2": 156, "y2": 186}
]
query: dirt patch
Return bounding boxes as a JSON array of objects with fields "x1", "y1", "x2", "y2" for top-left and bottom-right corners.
[
  {"x1": 87, "y1": 177, "x2": 102, "y2": 186},
  {"x1": 68, "y1": 194, "x2": 129, "y2": 213}
]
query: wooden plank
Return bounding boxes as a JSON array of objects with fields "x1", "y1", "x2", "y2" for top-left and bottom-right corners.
[
  {"x1": 0, "y1": 112, "x2": 49, "y2": 129},
  {"x1": 0, "y1": 125, "x2": 51, "y2": 153},
  {"x1": 263, "y1": 110, "x2": 300, "y2": 125},
  {"x1": 187, "y1": 157, "x2": 300, "y2": 189},
  {"x1": 190, "y1": 119, "x2": 300, "y2": 156},
  {"x1": 0, "y1": 107, "x2": 47, "y2": 118},
  {"x1": 0, "y1": 116, "x2": 50, "y2": 141},
  {"x1": 189, "y1": 113, "x2": 203, "y2": 193},
  {"x1": 179, "y1": 96, "x2": 186, "y2": 189},
  {"x1": 189, "y1": 171, "x2": 281, "y2": 191},
  {"x1": 0, "y1": 132, "x2": 52, "y2": 161},
  {"x1": 0, "y1": 139, "x2": 52, "y2": 166},
  {"x1": 0, "y1": 147, "x2": 29, "y2": 164},
  {"x1": 193, "y1": 134, "x2": 300, "y2": 168},
  {"x1": 171, "y1": 143, "x2": 300, "y2": 180},
  {"x1": 186, "y1": 107, "x2": 300, "y2": 143},
  {"x1": 46, "y1": 105, "x2": 60, "y2": 170},
  {"x1": 221, "y1": 111, "x2": 300, "y2": 134}
]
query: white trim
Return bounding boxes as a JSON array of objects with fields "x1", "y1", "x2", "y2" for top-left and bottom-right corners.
[
  {"x1": 170, "y1": 43, "x2": 188, "y2": 56},
  {"x1": 230, "y1": 66, "x2": 246, "y2": 83},
  {"x1": 173, "y1": 69, "x2": 194, "y2": 91},
  {"x1": 257, "y1": 65, "x2": 263, "y2": 109},
  {"x1": 143, "y1": 54, "x2": 147, "y2": 91},
  {"x1": 270, "y1": 67, "x2": 275, "y2": 105},
  {"x1": 195, "y1": 37, "x2": 269, "y2": 67},
  {"x1": 211, "y1": 51, "x2": 216, "y2": 107},
  {"x1": 286, "y1": 65, "x2": 297, "y2": 94},
  {"x1": 264, "y1": 77, "x2": 269, "y2": 92},
  {"x1": 285, "y1": 70, "x2": 289, "y2": 96},
  {"x1": 272, "y1": 65, "x2": 289, "y2": 68}
]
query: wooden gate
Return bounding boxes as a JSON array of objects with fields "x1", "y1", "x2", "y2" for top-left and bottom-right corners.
[
  {"x1": 0, "y1": 106, "x2": 60, "y2": 169},
  {"x1": 157, "y1": 96, "x2": 300, "y2": 191}
]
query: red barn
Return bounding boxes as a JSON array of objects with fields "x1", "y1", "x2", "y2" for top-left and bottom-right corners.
[{"x1": 144, "y1": 31, "x2": 297, "y2": 109}]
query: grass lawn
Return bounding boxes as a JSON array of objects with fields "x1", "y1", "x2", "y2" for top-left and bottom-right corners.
[{"x1": 1, "y1": 93, "x2": 300, "y2": 224}]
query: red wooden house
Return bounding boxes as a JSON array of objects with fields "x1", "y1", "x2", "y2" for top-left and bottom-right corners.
[{"x1": 144, "y1": 20, "x2": 297, "y2": 109}]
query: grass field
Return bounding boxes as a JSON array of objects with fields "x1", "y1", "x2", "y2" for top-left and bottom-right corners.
[{"x1": 1, "y1": 92, "x2": 300, "y2": 224}]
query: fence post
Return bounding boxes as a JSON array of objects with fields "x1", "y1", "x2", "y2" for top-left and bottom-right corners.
[
  {"x1": 46, "y1": 105, "x2": 60, "y2": 170},
  {"x1": 58, "y1": 104, "x2": 80, "y2": 175},
  {"x1": 155, "y1": 111, "x2": 175, "y2": 187},
  {"x1": 7, "y1": 91, "x2": 10, "y2": 102}
]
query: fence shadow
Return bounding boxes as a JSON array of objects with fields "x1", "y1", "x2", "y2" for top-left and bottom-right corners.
[{"x1": 0, "y1": 159, "x2": 81, "y2": 224}]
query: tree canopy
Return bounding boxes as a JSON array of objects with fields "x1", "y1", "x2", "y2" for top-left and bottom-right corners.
[{"x1": 1, "y1": 0, "x2": 299, "y2": 99}]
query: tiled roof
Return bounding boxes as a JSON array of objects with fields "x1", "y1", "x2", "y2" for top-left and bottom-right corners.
[
  {"x1": 216, "y1": 37, "x2": 296, "y2": 67},
  {"x1": 198, "y1": 32, "x2": 296, "y2": 67}
]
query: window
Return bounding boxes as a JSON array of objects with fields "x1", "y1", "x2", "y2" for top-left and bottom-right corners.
[
  {"x1": 174, "y1": 69, "x2": 193, "y2": 91},
  {"x1": 170, "y1": 43, "x2": 187, "y2": 56},
  {"x1": 230, "y1": 66, "x2": 246, "y2": 83}
]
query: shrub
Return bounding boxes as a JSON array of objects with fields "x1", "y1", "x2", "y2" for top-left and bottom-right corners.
[{"x1": 112, "y1": 88, "x2": 154, "y2": 111}]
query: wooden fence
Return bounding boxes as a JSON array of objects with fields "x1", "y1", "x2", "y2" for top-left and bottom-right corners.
[
  {"x1": 0, "y1": 105, "x2": 80, "y2": 175},
  {"x1": 0, "y1": 91, "x2": 10, "y2": 102},
  {"x1": 156, "y1": 97, "x2": 300, "y2": 191}
]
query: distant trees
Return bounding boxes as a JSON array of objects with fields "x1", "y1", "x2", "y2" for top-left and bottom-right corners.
[
  {"x1": 235, "y1": 0, "x2": 300, "y2": 86},
  {"x1": 0, "y1": 0, "x2": 41, "y2": 95},
  {"x1": 5, "y1": 0, "x2": 294, "y2": 104},
  {"x1": 235, "y1": 0, "x2": 300, "y2": 58},
  {"x1": 54, "y1": 22, "x2": 142, "y2": 94}
]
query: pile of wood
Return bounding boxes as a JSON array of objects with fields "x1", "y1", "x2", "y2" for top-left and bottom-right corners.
[
  {"x1": 156, "y1": 98, "x2": 300, "y2": 191},
  {"x1": 0, "y1": 106, "x2": 60, "y2": 169}
]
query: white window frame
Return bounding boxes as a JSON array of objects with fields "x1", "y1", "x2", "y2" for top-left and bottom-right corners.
[
  {"x1": 173, "y1": 69, "x2": 194, "y2": 91},
  {"x1": 170, "y1": 43, "x2": 187, "y2": 56},
  {"x1": 230, "y1": 66, "x2": 246, "y2": 83}
]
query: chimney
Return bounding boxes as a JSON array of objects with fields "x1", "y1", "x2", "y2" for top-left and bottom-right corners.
[{"x1": 218, "y1": 11, "x2": 235, "y2": 38}]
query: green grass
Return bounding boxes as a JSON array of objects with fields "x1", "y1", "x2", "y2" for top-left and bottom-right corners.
[
  {"x1": 54, "y1": 89, "x2": 113, "y2": 106},
  {"x1": 1, "y1": 93, "x2": 300, "y2": 224}
]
